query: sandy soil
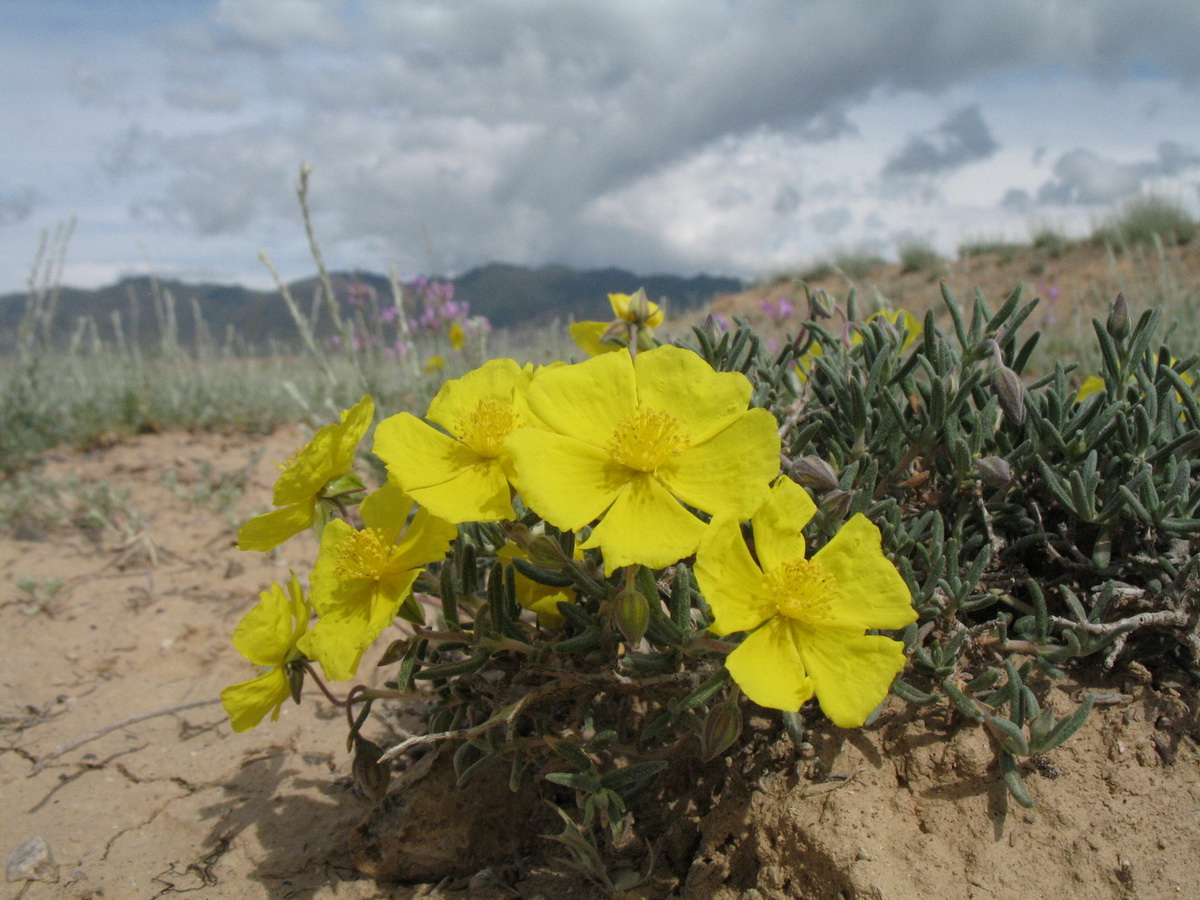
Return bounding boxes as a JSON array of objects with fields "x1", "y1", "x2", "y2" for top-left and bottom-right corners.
[{"x1": 3, "y1": 428, "x2": 1199, "y2": 900}]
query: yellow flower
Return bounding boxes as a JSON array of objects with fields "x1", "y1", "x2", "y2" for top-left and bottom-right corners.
[
  {"x1": 570, "y1": 288, "x2": 664, "y2": 356},
  {"x1": 1075, "y1": 365, "x2": 1194, "y2": 403},
  {"x1": 425, "y1": 355, "x2": 446, "y2": 373},
  {"x1": 694, "y1": 478, "x2": 916, "y2": 726},
  {"x1": 497, "y1": 542, "x2": 575, "y2": 627},
  {"x1": 507, "y1": 345, "x2": 780, "y2": 573},
  {"x1": 238, "y1": 396, "x2": 374, "y2": 551},
  {"x1": 221, "y1": 574, "x2": 311, "y2": 732},
  {"x1": 449, "y1": 321, "x2": 466, "y2": 351},
  {"x1": 1074, "y1": 375, "x2": 1107, "y2": 402},
  {"x1": 297, "y1": 483, "x2": 456, "y2": 681},
  {"x1": 374, "y1": 358, "x2": 540, "y2": 523}
]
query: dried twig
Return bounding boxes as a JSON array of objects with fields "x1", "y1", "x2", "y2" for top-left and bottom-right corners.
[{"x1": 29, "y1": 698, "x2": 222, "y2": 776}]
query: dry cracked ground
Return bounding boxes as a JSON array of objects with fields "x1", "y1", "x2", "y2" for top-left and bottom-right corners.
[{"x1": 2, "y1": 426, "x2": 1199, "y2": 900}]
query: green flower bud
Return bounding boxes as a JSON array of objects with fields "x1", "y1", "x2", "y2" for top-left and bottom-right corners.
[
  {"x1": 991, "y1": 366, "x2": 1025, "y2": 426},
  {"x1": 975, "y1": 456, "x2": 1013, "y2": 486},
  {"x1": 351, "y1": 735, "x2": 391, "y2": 805},
  {"x1": 1106, "y1": 291, "x2": 1131, "y2": 341},
  {"x1": 791, "y1": 456, "x2": 840, "y2": 493},
  {"x1": 526, "y1": 535, "x2": 567, "y2": 569},
  {"x1": 611, "y1": 587, "x2": 650, "y2": 647},
  {"x1": 807, "y1": 287, "x2": 836, "y2": 320},
  {"x1": 701, "y1": 700, "x2": 743, "y2": 762}
]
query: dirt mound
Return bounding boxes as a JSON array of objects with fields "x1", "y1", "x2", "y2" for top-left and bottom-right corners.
[{"x1": 2, "y1": 430, "x2": 1198, "y2": 899}]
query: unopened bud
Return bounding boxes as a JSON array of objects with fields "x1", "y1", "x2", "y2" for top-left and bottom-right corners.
[
  {"x1": 701, "y1": 313, "x2": 724, "y2": 342},
  {"x1": 627, "y1": 287, "x2": 652, "y2": 323},
  {"x1": 1106, "y1": 291, "x2": 1131, "y2": 341},
  {"x1": 991, "y1": 366, "x2": 1025, "y2": 426},
  {"x1": 823, "y1": 489, "x2": 854, "y2": 520},
  {"x1": 351, "y1": 735, "x2": 391, "y2": 805},
  {"x1": 501, "y1": 521, "x2": 533, "y2": 548},
  {"x1": 975, "y1": 456, "x2": 1013, "y2": 487},
  {"x1": 790, "y1": 456, "x2": 840, "y2": 493},
  {"x1": 701, "y1": 700, "x2": 744, "y2": 762},
  {"x1": 611, "y1": 588, "x2": 650, "y2": 646},
  {"x1": 526, "y1": 535, "x2": 567, "y2": 569},
  {"x1": 807, "y1": 287, "x2": 836, "y2": 320},
  {"x1": 286, "y1": 660, "x2": 305, "y2": 705}
]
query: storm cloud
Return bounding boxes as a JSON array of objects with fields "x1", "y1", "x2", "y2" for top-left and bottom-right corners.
[{"x1": 3, "y1": 0, "x2": 1200, "y2": 290}]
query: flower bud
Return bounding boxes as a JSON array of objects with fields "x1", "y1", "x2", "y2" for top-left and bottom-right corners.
[
  {"x1": 991, "y1": 366, "x2": 1025, "y2": 426},
  {"x1": 1106, "y1": 291, "x2": 1131, "y2": 341},
  {"x1": 526, "y1": 535, "x2": 567, "y2": 569},
  {"x1": 790, "y1": 456, "x2": 840, "y2": 493},
  {"x1": 700, "y1": 314, "x2": 724, "y2": 342},
  {"x1": 286, "y1": 660, "x2": 305, "y2": 705},
  {"x1": 627, "y1": 287, "x2": 653, "y2": 324},
  {"x1": 351, "y1": 735, "x2": 391, "y2": 805},
  {"x1": 823, "y1": 489, "x2": 854, "y2": 520},
  {"x1": 611, "y1": 587, "x2": 650, "y2": 646},
  {"x1": 701, "y1": 700, "x2": 743, "y2": 762},
  {"x1": 501, "y1": 521, "x2": 533, "y2": 548},
  {"x1": 975, "y1": 455, "x2": 1013, "y2": 487},
  {"x1": 807, "y1": 287, "x2": 836, "y2": 320}
]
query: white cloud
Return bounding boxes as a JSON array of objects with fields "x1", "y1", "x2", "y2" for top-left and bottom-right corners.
[{"x1": 4, "y1": 1, "x2": 1200, "y2": 292}]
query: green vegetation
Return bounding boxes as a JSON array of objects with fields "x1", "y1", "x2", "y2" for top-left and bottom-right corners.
[
  {"x1": 1093, "y1": 196, "x2": 1197, "y2": 249},
  {"x1": 897, "y1": 239, "x2": 942, "y2": 275}
]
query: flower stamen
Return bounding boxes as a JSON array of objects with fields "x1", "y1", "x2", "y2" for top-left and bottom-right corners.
[
  {"x1": 765, "y1": 557, "x2": 838, "y2": 623},
  {"x1": 607, "y1": 408, "x2": 691, "y2": 473},
  {"x1": 455, "y1": 397, "x2": 519, "y2": 458},
  {"x1": 334, "y1": 528, "x2": 399, "y2": 581}
]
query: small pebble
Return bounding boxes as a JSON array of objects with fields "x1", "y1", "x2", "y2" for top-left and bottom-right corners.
[{"x1": 6, "y1": 836, "x2": 58, "y2": 884}]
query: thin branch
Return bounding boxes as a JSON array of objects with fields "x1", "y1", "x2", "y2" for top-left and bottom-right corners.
[{"x1": 29, "y1": 698, "x2": 222, "y2": 776}]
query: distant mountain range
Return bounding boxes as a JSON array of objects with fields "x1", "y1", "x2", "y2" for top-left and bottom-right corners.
[{"x1": 0, "y1": 263, "x2": 743, "y2": 353}]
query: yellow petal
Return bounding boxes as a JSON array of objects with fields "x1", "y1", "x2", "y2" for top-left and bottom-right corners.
[
  {"x1": 231, "y1": 581, "x2": 304, "y2": 667},
  {"x1": 274, "y1": 395, "x2": 373, "y2": 506},
  {"x1": 507, "y1": 429, "x2": 625, "y2": 531},
  {"x1": 221, "y1": 668, "x2": 292, "y2": 732},
  {"x1": 360, "y1": 482, "x2": 417, "y2": 532},
  {"x1": 659, "y1": 408, "x2": 779, "y2": 518},
  {"x1": 273, "y1": 426, "x2": 339, "y2": 505},
  {"x1": 393, "y1": 507, "x2": 459, "y2": 571},
  {"x1": 237, "y1": 502, "x2": 314, "y2": 551},
  {"x1": 751, "y1": 477, "x2": 816, "y2": 572},
  {"x1": 812, "y1": 515, "x2": 916, "y2": 630},
  {"x1": 579, "y1": 474, "x2": 706, "y2": 572},
  {"x1": 334, "y1": 395, "x2": 376, "y2": 470},
  {"x1": 694, "y1": 514, "x2": 777, "y2": 636},
  {"x1": 1075, "y1": 375, "x2": 1106, "y2": 402},
  {"x1": 373, "y1": 412, "x2": 502, "y2": 518},
  {"x1": 725, "y1": 616, "x2": 814, "y2": 711},
  {"x1": 632, "y1": 345, "x2": 755, "y2": 445},
  {"x1": 408, "y1": 458, "x2": 515, "y2": 522},
  {"x1": 297, "y1": 619, "x2": 368, "y2": 682},
  {"x1": 526, "y1": 351, "x2": 636, "y2": 446},
  {"x1": 794, "y1": 621, "x2": 907, "y2": 727},
  {"x1": 424, "y1": 358, "x2": 527, "y2": 433},
  {"x1": 570, "y1": 320, "x2": 621, "y2": 356}
]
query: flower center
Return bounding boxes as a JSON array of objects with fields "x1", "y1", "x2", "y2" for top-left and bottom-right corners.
[
  {"x1": 456, "y1": 397, "x2": 520, "y2": 457},
  {"x1": 335, "y1": 527, "x2": 401, "y2": 581},
  {"x1": 764, "y1": 557, "x2": 838, "y2": 623},
  {"x1": 607, "y1": 408, "x2": 691, "y2": 472}
]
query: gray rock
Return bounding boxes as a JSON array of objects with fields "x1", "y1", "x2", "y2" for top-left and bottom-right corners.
[{"x1": 7, "y1": 836, "x2": 59, "y2": 884}]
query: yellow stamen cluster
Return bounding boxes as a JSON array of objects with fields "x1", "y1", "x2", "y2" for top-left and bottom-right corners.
[
  {"x1": 765, "y1": 557, "x2": 838, "y2": 623},
  {"x1": 334, "y1": 527, "x2": 398, "y2": 581},
  {"x1": 607, "y1": 408, "x2": 692, "y2": 473},
  {"x1": 456, "y1": 397, "x2": 520, "y2": 458}
]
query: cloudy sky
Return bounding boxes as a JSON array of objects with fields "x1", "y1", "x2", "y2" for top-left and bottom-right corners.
[{"x1": 3, "y1": 0, "x2": 1200, "y2": 294}]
